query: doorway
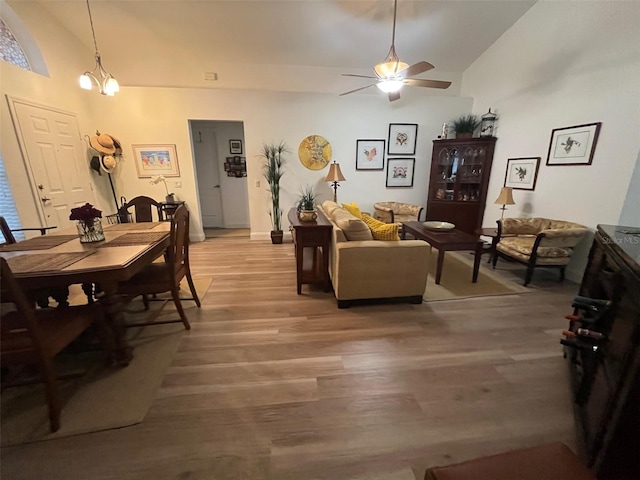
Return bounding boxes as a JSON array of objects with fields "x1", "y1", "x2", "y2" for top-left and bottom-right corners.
[{"x1": 189, "y1": 120, "x2": 249, "y2": 236}]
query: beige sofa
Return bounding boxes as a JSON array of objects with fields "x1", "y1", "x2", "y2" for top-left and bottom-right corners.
[
  {"x1": 492, "y1": 217, "x2": 588, "y2": 286},
  {"x1": 319, "y1": 201, "x2": 430, "y2": 308}
]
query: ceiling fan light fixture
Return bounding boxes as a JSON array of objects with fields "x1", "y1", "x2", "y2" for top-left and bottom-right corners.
[
  {"x1": 376, "y1": 79, "x2": 404, "y2": 93},
  {"x1": 374, "y1": 46, "x2": 409, "y2": 77}
]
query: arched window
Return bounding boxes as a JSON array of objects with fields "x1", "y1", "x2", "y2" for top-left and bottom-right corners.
[
  {"x1": 0, "y1": 18, "x2": 30, "y2": 70},
  {"x1": 0, "y1": 3, "x2": 48, "y2": 76}
]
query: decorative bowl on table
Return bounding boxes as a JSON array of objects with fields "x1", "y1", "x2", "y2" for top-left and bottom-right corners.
[{"x1": 423, "y1": 221, "x2": 455, "y2": 231}]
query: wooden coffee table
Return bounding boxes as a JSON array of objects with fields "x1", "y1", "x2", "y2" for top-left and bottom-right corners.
[{"x1": 402, "y1": 221, "x2": 484, "y2": 285}]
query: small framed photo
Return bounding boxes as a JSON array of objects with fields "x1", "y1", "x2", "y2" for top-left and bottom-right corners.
[
  {"x1": 356, "y1": 139, "x2": 385, "y2": 170},
  {"x1": 546, "y1": 122, "x2": 601, "y2": 166},
  {"x1": 504, "y1": 157, "x2": 541, "y2": 191},
  {"x1": 388, "y1": 123, "x2": 418, "y2": 155},
  {"x1": 386, "y1": 158, "x2": 415, "y2": 187},
  {"x1": 132, "y1": 144, "x2": 180, "y2": 177},
  {"x1": 229, "y1": 139, "x2": 243, "y2": 154}
]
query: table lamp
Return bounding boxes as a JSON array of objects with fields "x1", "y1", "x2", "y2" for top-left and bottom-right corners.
[
  {"x1": 325, "y1": 161, "x2": 346, "y2": 203},
  {"x1": 494, "y1": 187, "x2": 515, "y2": 220}
]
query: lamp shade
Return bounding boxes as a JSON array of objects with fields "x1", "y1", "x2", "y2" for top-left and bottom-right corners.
[
  {"x1": 494, "y1": 187, "x2": 515, "y2": 205},
  {"x1": 325, "y1": 162, "x2": 346, "y2": 182}
]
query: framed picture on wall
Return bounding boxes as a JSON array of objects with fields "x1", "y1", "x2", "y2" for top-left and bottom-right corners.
[
  {"x1": 355, "y1": 139, "x2": 385, "y2": 170},
  {"x1": 229, "y1": 139, "x2": 243, "y2": 154},
  {"x1": 546, "y1": 122, "x2": 601, "y2": 166},
  {"x1": 132, "y1": 144, "x2": 180, "y2": 178},
  {"x1": 504, "y1": 157, "x2": 541, "y2": 190},
  {"x1": 386, "y1": 158, "x2": 415, "y2": 187},
  {"x1": 388, "y1": 123, "x2": 418, "y2": 155}
]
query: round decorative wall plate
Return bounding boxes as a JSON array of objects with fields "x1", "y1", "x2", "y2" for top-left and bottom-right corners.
[{"x1": 298, "y1": 135, "x2": 332, "y2": 170}]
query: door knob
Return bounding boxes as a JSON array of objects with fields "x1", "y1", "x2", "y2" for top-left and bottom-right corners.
[
  {"x1": 41, "y1": 197, "x2": 51, "y2": 202},
  {"x1": 38, "y1": 184, "x2": 45, "y2": 190},
  {"x1": 214, "y1": 184, "x2": 220, "y2": 188}
]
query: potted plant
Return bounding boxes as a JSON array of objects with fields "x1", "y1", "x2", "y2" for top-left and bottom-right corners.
[
  {"x1": 70, "y1": 203, "x2": 105, "y2": 243},
  {"x1": 260, "y1": 141, "x2": 287, "y2": 244},
  {"x1": 451, "y1": 114, "x2": 481, "y2": 139},
  {"x1": 297, "y1": 185, "x2": 317, "y2": 222},
  {"x1": 150, "y1": 174, "x2": 175, "y2": 203}
]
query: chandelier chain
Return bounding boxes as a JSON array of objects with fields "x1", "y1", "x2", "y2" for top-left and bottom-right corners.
[{"x1": 85, "y1": 0, "x2": 99, "y2": 56}]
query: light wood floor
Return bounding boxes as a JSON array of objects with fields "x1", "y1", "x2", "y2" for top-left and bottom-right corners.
[{"x1": 1, "y1": 238, "x2": 581, "y2": 480}]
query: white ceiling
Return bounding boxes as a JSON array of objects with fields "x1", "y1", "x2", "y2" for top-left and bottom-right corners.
[{"x1": 30, "y1": 0, "x2": 536, "y2": 95}]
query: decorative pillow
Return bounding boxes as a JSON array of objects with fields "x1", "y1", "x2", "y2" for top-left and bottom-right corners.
[
  {"x1": 362, "y1": 214, "x2": 400, "y2": 241},
  {"x1": 332, "y1": 208, "x2": 373, "y2": 241},
  {"x1": 341, "y1": 202, "x2": 362, "y2": 219}
]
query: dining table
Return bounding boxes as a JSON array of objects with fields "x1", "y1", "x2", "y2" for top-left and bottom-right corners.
[{"x1": 0, "y1": 221, "x2": 171, "y2": 366}]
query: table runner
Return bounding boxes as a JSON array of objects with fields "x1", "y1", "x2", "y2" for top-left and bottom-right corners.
[
  {"x1": 0, "y1": 235, "x2": 78, "y2": 252},
  {"x1": 104, "y1": 222, "x2": 160, "y2": 231},
  {"x1": 99, "y1": 232, "x2": 168, "y2": 247},
  {"x1": 6, "y1": 251, "x2": 96, "y2": 273}
]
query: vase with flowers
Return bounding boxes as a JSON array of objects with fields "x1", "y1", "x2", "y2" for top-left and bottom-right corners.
[
  {"x1": 150, "y1": 175, "x2": 175, "y2": 203},
  {"x1": 70, "y1": 203, "x2": 105, "y2": 243}
]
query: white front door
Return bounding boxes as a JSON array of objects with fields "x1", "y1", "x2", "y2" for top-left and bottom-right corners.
[
  {"x1": 195, "y1": 128, "x2": 223, "y2": 228},
  {"x1": 7, "y1": 97, "x2": 95, "y2": 229}
]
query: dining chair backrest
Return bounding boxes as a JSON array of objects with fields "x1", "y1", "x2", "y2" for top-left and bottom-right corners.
[
  {"x1": 122, "y1": 196, "x2": 163, "y2": 222},
  {"x1": 0, "y1": 216, "x2": 17, "y2": 244},
  {"x1": 167, "y1": 205, "x2": 189, "y2": 276}
]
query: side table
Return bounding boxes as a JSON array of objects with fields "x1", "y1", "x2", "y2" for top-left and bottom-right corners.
[
  {"x1": 477, "y1": 227, "x2": 499, "y2": 264},
  {"x1": 159, "y1": 201, "x2": 186, "y2": 221},
  {"x1": 287, "y1": 208, "x2": 332, "y2": 294}
]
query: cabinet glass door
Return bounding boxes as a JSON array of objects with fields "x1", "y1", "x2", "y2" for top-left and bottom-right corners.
[
  {"x1": 432, "y1": 148, "x2": 459, "y2": 201},
  {"x1": 455, "y1": 146, "x2": 486, "y2": 202}
]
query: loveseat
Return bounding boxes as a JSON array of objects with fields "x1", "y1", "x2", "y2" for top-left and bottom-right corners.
[
  {"x1": 318, "y1": 201, "x2": 430, "y2": 308},
  {"x1": 373, "y1": 202, "x2": 423, "y2": 225},
  {"x1": 492, "y1": 217, "x2": 588, "y2": 286}
]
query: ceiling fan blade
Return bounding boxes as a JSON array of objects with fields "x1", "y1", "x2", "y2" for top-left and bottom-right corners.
[
  {"x1": 404, "y1": 78, "x2": 452, "y2": 89},
  {"x1": 398, "y1": 61, "x2": 435, "y2": 79},
  {"x1": 388, "y1": 91, "x2": 401, "y2": 102},
  {"x1": 342, "y1": 73, "x2": 379, "y2": 80},
  {"x1": 339, "y1": 84, "x2": 377, "y2": 96}
]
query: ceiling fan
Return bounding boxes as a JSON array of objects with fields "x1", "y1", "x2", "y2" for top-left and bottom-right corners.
[{"x1": 340, "y1": 0, "x2": 451, "y2": 102}]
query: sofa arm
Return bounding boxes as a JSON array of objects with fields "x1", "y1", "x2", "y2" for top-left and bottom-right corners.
[
  {"x1": 373, "y1": 205, "x2": 394, "y2": 224},
  {"x1": 332, "y1": 240, "x2": 429, "y2": 300},
  {"x1": 539, "y1": 228, "x2": 588, "y2": 248}
]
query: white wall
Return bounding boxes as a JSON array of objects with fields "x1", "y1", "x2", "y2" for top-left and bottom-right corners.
[
  {"x1": 619, "y1": 151, "x2": 640, "y2": 227},
  {"x1": 461, "y1": 0, "x2": 640, "y2": 280}
]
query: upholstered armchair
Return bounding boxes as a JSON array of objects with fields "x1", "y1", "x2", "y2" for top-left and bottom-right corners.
[
  {"x1": 373, "y1": 202, "x2": 423, "y2": 225},
  {"x1": 492, "y1": 217, "x2": 588, "y2": 286}
]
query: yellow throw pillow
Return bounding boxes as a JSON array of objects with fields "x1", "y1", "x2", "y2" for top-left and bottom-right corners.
[
  {"x1": 341, "y1": 202, "x2": 362, "y2": 219},
  {"x1": 362, "y1": 214, "x2": 400, "y2": 241}
]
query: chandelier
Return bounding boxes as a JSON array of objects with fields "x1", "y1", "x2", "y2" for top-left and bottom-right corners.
[{"x1": 79, "y1": 0, "x2": 119, "y2": 96}]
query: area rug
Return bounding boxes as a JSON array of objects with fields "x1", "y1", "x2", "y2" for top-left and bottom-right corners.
[
  {"x1": 204, "y1": 228, "x2": 250, "y2": 238},
  {"x1": 0, "y1": 277, "x2": 211, "y2": 447},
  {"x1": 423, "y1": 250, "x2": 529, "y2": 302}
]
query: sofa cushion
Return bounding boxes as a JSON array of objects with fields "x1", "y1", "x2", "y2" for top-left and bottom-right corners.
[
  {"x1": 499, "y1": 237, "x2": 572, "y2": 258},
  {"x1": 321, "y1": 200, "x2": 340, "y2": 219},
  {"x1": 332, "y1": 208, "x2": 373, "y2": 241},
  {"x1": 362, "y1": 214, "x2": 400, "y2": 241},
  {"x1": 341, "y1": 202, "x2": 363, "y2": 219}
]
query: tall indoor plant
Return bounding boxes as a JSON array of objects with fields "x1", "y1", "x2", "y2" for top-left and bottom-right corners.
[{"x1": 261, "y1": 141, "x2": 287, "y2": 244}]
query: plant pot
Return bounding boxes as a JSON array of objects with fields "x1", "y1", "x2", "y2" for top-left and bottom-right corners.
[
  {"x1": 298, "y1": 209, "x2": 317, "y2": 222},
  {"x1": 455, "y1": 132, "x2": 473, "y2": 139},
  {"x1": 270, "y1": 230, "x2": 284, "y2": 244},
  {"x1": 165, "y1": 194, "x2": 175, "y2": 203}
]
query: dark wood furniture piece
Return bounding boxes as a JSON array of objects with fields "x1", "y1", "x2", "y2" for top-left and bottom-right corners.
[
  {"x1": 0, "y1": 257, "x2": 109, "y2": 432},
  {"x1": 120, "y1": 196, "x2": 164, "y2": 222},
  {"x1": 565, "y1": 224, "x2": 640, "y2": 480},
  {"x1": 402, "y1": 221, "x2": 483, "y2": 285},
  {"x1": 288, "y1": 208, "x2": 332, "y2": 294},
  {"x1": 0, "y1": 215, "x2": 56, "y2": 244},
  {"x1": 159, "y1": 200, "x2": 186, "y2": 221},
  {"x1": 0, "y1": 222, "x2": 171, "y2": 366},
  {"x1": 476, "y1": 227, "x2": 500, "y2": 263},
  {"x1": 116, "y1": 206, "x2": 200, "y2": 330},
  {"x1": 426, "y1": 137, "x2": 496, "y2": 235}
]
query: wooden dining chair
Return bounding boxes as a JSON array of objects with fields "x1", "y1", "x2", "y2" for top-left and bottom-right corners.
[
  {"x1": 0, "y1": 257, "x2": 110, "y2": 432},
  {"x1": 121, "y1": 196, "x2": 163, "y2": 223},
  {"x1": 116, "y1": 205, "x2": 200, "y2": 329},
  {"x1": 0, "y1": 215, "x2": 56, "y2": 244}
]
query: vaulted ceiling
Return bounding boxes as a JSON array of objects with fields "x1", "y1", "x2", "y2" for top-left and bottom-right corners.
[{"x1": 31, "y1": 0, "x2": 536, "y2": 95}]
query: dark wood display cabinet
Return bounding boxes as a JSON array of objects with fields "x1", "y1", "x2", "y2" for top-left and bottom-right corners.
[
  {"x1": 426, "y1": 137, "x2": 496, "y2": 234},
  {"x1": 564, "y1": 225, "x2": 640, "y2": 480}
]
